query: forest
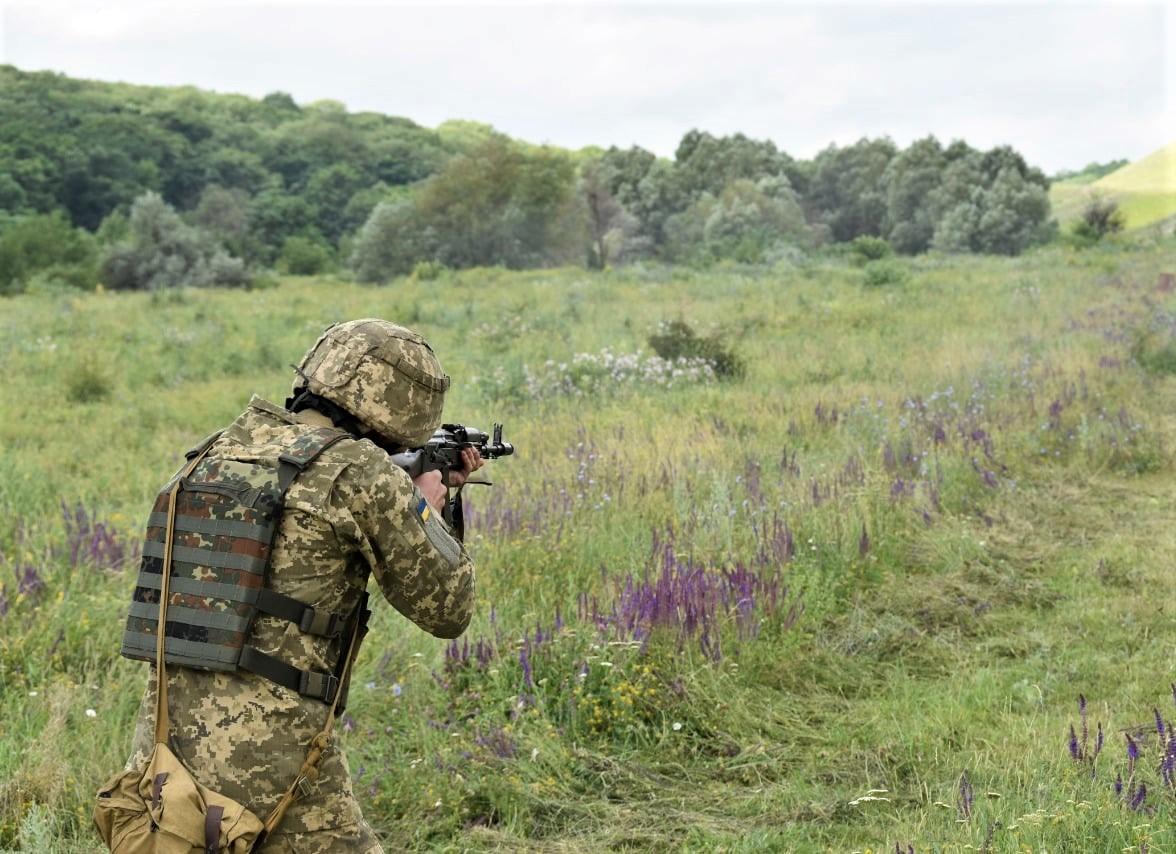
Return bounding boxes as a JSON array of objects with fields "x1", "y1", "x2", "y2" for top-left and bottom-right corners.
[{"x1": 0, "y1": 65, "x2": 1063, "y2": 294}]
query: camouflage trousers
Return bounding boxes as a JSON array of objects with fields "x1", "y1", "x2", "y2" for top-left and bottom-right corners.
[{"x1": 260, "y1": 821, "x2": 384, "y2": 853}]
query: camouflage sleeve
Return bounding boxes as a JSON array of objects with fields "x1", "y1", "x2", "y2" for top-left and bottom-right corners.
[{"x1": 331, "y1": 443, "x2": 475, "y2": 639}]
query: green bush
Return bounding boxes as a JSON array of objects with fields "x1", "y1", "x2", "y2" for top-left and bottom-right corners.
[
  {"x1": 849, "y1": 235, "x2": 893, "y2": 264},
  {"x1": 648, "y1": 319, "x2": 745, "y2": 378},
  {"x1": 100, "y1": 193, "x2": 250, "y2": 290},
  {"x1": 278, "y1": 235, "x2": 332, "y2": 275},
  {"x1": 1131, "y1": 330, "x2": 1176, "y2": 376},
  {"x1": 1069, "y1": 194, "x2": 1127, "y2": 246},
  {"x1": 411, "y1": 260, "x2": 448, "y2": 281},
  {"x1": 862, "y1": 259, "x2": 910, "y2": 287},
  {"x1": 350, "y1": 200, "x2": 425, "y2": 283},
  {"x1": 63, "y1": 362, "x2": 113, "y2": 403},
  {"x1": 0, "y1": 212, "x2": 97, "y2": 295}
]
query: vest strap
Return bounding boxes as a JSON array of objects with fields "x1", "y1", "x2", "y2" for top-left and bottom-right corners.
[
  {"x1": 255, "y1": 588, "x2": 344, "y2": 639},
  {"x1": 238, "y1": 645, "x2": 339, "y2": 704}
]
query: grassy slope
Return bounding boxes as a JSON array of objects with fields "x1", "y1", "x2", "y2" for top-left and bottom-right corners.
[
  {"x1": 1053, "y1": 142, "x2": 1176, "y2": 230},
  {"x1": 1, "y1": 244, "x2": 1175, "y2": 852}
]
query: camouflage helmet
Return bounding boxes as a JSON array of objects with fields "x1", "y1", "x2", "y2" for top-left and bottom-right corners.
[{"x1": 293, "y1": 319, "x2": 450, "y2": 447}]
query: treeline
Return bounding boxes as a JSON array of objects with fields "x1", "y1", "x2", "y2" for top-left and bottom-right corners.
[{"x1": 0, "y1": 65, "x2": 1056, "y2": 293}]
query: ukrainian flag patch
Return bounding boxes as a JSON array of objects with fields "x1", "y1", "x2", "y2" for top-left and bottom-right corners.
[{"x1": 417, "y1": 497, "x2": 431, "y2": 521}]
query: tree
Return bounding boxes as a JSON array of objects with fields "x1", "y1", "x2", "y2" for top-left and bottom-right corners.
[
  {"x1": 882, "y1": 136, "x2": 947, "y2": 254},
  {"x1": 414, "y1": 136, "x2": 579, "y2": 269},
  {"x1": 203, "y1": 148, "x2": 272, "y2": 195},
  {"x1": 350, "y1": 199, "x2": 428, "y2": 283},
  {"x1": 191, "y1": 184, "x2": 251, "y2": 255},
  {"x1": 806, "y1": 138, "x2": 896, "y2": 241},
  {"x1": 674, "y1": 130, "x2": 797, "y2": 200},
  {"x1": 579, "y1": 159, "x2": 641, "y2": 268},
  {"x1": 930, "y1": 149, "x2": 1054, "y2": 255},
  {"x1": 246, "y1": 184, "x2": 317, "y2": 264},
  {"x1": 304, "y1": 164, "x2": 366, "y2": 242},
  {"x1": 100, "y1": 192, "x2": 249, "y2": 290},
  {"x1": 665, "y1": 176, "x2": 809, "y2": 264}
]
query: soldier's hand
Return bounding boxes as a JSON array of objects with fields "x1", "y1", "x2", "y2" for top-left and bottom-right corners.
[
  {"x1": 413, "y1": 470, "x2": 448, "y2": 512},
  {"x1": 445, "y1": 447, "x2": 484, "y2": 489}
]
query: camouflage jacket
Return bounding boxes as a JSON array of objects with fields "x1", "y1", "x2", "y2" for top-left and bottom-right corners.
[{"x1": 125, "y1": 396, "x2": 475, "y2": 836}]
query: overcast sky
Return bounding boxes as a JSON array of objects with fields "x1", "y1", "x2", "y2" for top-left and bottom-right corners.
[{"x1": 1, "y1": 2, "x2": 1171, "y2": 173}]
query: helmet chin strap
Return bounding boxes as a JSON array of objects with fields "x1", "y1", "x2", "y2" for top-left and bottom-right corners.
[{"x1": 286, "y1": 388, "x2": 405, "y2": 455}]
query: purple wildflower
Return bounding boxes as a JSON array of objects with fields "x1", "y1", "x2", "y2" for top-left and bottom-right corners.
[
  {"x1": 957, "y1": 771, "x2": 974, "y2": 820},
  {"x1": 1068, "y1": 725, "x2": 1080, "y2": 761},
  {"x1": 1127, "y1": 734, "x2": 1140, "y2": 763},
  {"x1": 1155, "y1": 708, "x2": 1166, "y2": 741},
  {"x1": 1114, "y1": 773, "x2": 1123, "y2": 796},
  {"x1": 1129, "y1": 783, "x2": 1147, "y2": 811},
  {"x1": 1080, "y1": 694, "x2": 1089, "y2": 756},
  {"x1": 15, "y1": 562, "x2": 43, "y2": 596},
  {"x1": 475, "y1": 726, "x2": 517, "y2": 759},
  {"x1": 519, "y1": 643, "x2": 533, "y2": 690},
  {"x1": 60, "y1": 502, "x2": 133, "y2": 570}
]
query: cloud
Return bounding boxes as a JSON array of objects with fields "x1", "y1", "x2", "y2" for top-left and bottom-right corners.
[{"x1": 1, "y1": 2, "x2": 1170, "y2": 171}]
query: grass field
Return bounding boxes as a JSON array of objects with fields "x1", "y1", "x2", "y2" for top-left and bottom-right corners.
[
  {"x1": 2, "y1": 242, "x2": 1176, "y2": 852},
  {"x1": 1052, "y1": 142, "x2": 1176, "y2": 231}
]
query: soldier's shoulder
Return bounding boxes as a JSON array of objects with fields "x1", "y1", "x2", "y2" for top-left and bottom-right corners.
[
  {"x1": 319, "y1": 434, "x2": 385, "y2": 468},
  {"x1": 319, "y1": 436, "x2": 414, "y2": 496}
]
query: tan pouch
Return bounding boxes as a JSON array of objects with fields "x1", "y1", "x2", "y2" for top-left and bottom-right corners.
[{"x1": 94, "y1": 743, "x2": 263, "y2": 853}]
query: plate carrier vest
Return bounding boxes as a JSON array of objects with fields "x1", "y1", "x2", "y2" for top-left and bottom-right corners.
[{"x1": 121, "y1": 426, "x2": 369, "y2": 708}]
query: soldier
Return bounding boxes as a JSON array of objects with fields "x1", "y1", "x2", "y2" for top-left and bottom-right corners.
[{"x1": 117, "y1": 319, "x2": 480, "y2": 853}]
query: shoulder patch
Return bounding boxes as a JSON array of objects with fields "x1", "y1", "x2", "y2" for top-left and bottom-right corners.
[{"x1": 420, "y1": 498, "x2": 460, "y2": 569}]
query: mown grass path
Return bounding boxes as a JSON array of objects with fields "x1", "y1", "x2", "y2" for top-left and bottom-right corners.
[{"x1": 1, "y1": 244, "x2": 1174, "y2": 851}]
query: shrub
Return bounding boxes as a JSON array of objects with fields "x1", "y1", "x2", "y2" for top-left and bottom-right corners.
[
  {"x1": 350, "y1": 200, "x2": 427, "y2": 283},
  {"x1": 862, "y1": 259, "x2": 910, "y2": 287},
  {"x1": 63, "y1": 362, "x2": 112, "y2": 404},
  {"x1": 648, "y1": 319, "x2": 745, "y2": 379},
  {"x1": 278, "y1": 235, "x2": 332, "y2": 275},
  {"x1": 0, "y1": 212, "x2": 97, "y2": 295},
  {"x1": 411, "y1": 260, "x2": 448, "y2": 281},
  {"x1": 99, "y1": 193, "x2": 251, "y2": 290},
  {"x1": 1131, "y1": 330, "x2": 1176, "y2": 376},
  {"x1": 849, "y1": 235, "x2": 893, "y2": 264},
  {"x1": 1070, "y1": 194, "x2": 1127, "y2": 245}
]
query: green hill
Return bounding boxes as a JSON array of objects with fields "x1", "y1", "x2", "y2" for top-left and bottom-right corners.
[{"x1": 1052, "y1": 142, "x2": 1176, "y2": 229}]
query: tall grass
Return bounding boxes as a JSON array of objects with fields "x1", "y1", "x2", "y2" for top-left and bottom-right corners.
[{"x1": 1, "y1": 244, "x2": 1175, "y2": 850}]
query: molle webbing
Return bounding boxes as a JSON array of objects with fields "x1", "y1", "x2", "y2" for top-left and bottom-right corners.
[{"x1": 121, "y1": 426, "x2": 353, "y2": 703}]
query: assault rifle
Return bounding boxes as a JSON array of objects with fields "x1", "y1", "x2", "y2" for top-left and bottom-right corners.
[{"x1": 390, "y1": 424, "x2": 514, "y2": 540}]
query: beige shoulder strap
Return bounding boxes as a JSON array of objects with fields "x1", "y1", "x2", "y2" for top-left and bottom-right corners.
[
  {"x1": 259, "y1": 610, "x2": 364, "y2": 838},
  {"x1": 154, "y1": 443, "x2": 217, "y2": 745}
]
